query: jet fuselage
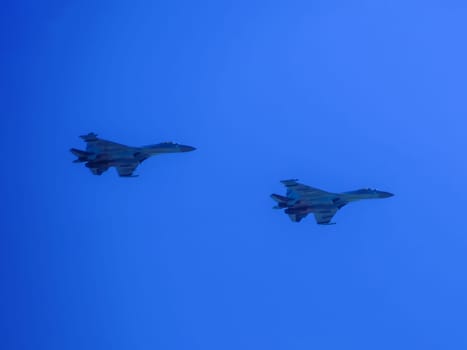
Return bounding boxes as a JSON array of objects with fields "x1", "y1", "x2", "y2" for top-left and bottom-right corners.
[
  {"x1": 271, "y1": 180, "x2": 393, "y2": 224},
  {"x1": 71, "y1": 133, "x2": 196, "y2": 177}
]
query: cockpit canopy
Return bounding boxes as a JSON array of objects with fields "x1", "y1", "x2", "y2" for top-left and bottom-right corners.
[{"x1": 158, "y1": 142, "x2": 178, "y2": 147}]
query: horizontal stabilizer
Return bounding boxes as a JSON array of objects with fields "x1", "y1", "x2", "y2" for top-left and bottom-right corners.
[
  {"x1": 271, "y1": 193, "x2": 289, "y2": 209},
  {"x1": 70, "y1": 148, "x2": 93, "y2": 162},
  {"x1": 271, "y1": 193, "x2": 288, "y2": 203}
]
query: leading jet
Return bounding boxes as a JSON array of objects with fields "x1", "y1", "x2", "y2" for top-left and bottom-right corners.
[
  {"x1": 271, "y1": 179, "x2": 393, "y2": 225},
  {"x1": 70, "y1": 133, "x2": 196, "y2": 177}
]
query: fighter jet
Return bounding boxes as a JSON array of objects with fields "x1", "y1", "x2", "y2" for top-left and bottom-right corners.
[
  {"x1": 271, "y1": 179, "x2": 393, "y2": 225},
  {"x1": 70, "y1": 133, "x2": 196, "y2": 177}
]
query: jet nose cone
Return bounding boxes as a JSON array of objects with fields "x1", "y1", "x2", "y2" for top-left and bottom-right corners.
[
  {"x1": 180, "y1": 145, "x2": 196, "y2": 152},
  {"x1": 380, "y1": 191, "x2": 394, "y2": 198}
]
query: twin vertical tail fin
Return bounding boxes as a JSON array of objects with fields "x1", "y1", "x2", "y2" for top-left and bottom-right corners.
[
  {"x1": 70, "y1": 148, "x2": 93, "y2": 163},
  {"x1": 80, "y1": 132, "x2": 98, "y2": 141},
  {"x1": 271, "y1": 193, "x2": 289, "y2": 209}
]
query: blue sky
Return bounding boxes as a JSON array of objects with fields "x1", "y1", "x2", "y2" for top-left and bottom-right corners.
[{"x1": 2, "y1": 1, "x2": 467, "y2": 349}]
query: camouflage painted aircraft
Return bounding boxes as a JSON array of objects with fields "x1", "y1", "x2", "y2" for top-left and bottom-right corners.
[
  {"x1": 271, "y1": 179, "x2": 393, "y2": 225},
  {"x1": 70, "y1": 133, "x2": 196, "y2": 177}
]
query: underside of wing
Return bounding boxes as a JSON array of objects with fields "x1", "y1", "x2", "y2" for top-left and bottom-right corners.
[
  {"x1": 116, "y1": 162, "x2": 139, "y2": 177},
  {"x1": 89, "y1": 165, "x2": 109, "y2": 176},
  {"x1": 288, "y1": 213, "x2": 307, "y2": 222},
  {"x1": 313, "y1": 209, "x2": 338, "y2": 225}
]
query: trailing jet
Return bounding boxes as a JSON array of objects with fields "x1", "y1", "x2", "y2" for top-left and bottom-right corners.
[
  {"x1": 271, "y1": 179, "x2": 393, "y2": 225},
  {"x1": 70, "y1": 133, "x2": 196, "y2": 177}
]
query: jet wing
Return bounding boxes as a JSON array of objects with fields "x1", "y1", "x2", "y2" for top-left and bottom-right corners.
[
  {"x1": 116, "y1": 161, "x2": 139, "y2": 177},
  {"x1": 288, "y1": 213, "x2": 308, "y2": 222},
  {"x1": 81, "y1": 133, "x2": 131, "y2": 154},
  {"x1": 281, "y1": 179, "x2": 330, "y2": 200},
  {"x1": 313, "y1": 209, "x2": 338, "y2": 225},
  {"x1": 88, "y1": 165, "x2": 109, "y2": 176}
]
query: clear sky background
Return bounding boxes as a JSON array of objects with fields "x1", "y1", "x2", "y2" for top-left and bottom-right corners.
[{"x1": 2, "y1": 0, "x2": 467, "y2": 349}]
